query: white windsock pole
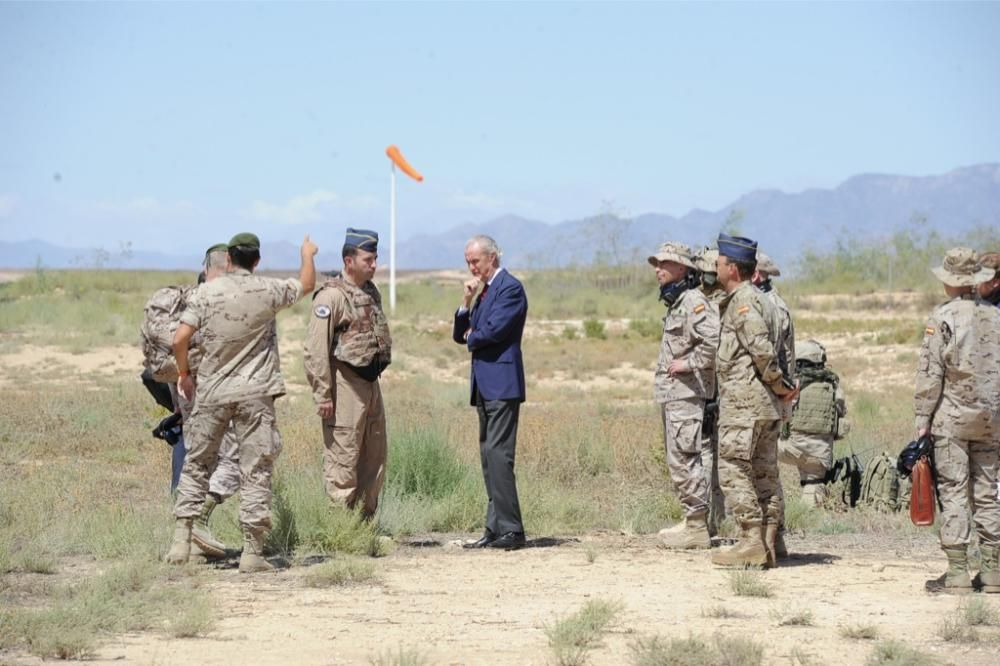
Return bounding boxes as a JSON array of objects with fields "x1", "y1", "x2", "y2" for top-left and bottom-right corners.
[
  {"x1": 389, "y1": 162, "x2": 397, "y2": 312},
  {"x1": 383, "y1": 144, "x2": 423, "y2": 314}
]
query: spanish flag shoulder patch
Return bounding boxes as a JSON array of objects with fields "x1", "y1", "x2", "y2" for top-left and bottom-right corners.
[
  {"x1": 693, "y1": 303, "x2": 706, "y2": 314},
  {"x1": 925, "y1": 326, "x2": 935, "y2": 336},
  {"x1": 738, "y1": 305, "x2": 750, "y2": 315}
]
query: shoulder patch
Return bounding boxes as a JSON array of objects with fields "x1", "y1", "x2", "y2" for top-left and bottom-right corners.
[
  {"x1": 314, "y1": 304, "x2": 331, "y2": 319},
  {"x1": 738, "y1": 305, "x2": 750, "y2": 315},
  {"x1": 693, "y1": 303, "x2": 706, "y2": 314},
  {"x1": 924, "y1": 326, "x2": 935, "y2": 336}
]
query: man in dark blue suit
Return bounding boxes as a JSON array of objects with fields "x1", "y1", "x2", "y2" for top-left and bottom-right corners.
[{"x1": 453, "y1": 235, "x2": 528, "y2": 551}]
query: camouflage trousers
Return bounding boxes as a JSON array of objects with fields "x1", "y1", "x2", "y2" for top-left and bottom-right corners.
[
  {"x1": 934, "y1": 435, "x2": 1000, "y2": 549},
  {"x1": 174, "y1": 396, "x2": 283, "y2": 530},
  {"x1": 170, "y1": 385, "x2": 240, "y2": 500},
  {"x1": 661, "y1": 398, "x2": 709, "y2": 519},
  {"x1": 718, "y1": 420, "x2": 783, "y2": 527},
  {"x1": 779, "y1": 432, "x2": 834, "y2": 506},
  {"x1": 322, "y1": 361, "x2": 387, "y2": 517}
]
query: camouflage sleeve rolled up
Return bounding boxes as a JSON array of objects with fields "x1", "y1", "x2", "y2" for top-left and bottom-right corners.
[
  {"x1": 268, "y1": 277, "x2": 304, "y2": 312},
  {"x1": 178, "y1": 288, "x2": 203, "y2": 330},
  {"x1": 914, "y1": 311, "x2": 947, "y2": 432},
  {"x1": 687, "y1": 297, "x2": 720, "y2": 372},
  {"x1": 735, "y1": 299, "x2": 791, "y2": 396},
  {"x1": 303, "y1": 287, "x2": 346, "y2": 405}
]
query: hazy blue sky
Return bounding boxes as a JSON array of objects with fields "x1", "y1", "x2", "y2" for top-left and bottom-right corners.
[{"x1": 1, "y1": 1, "x2": 998, "y2": 255}]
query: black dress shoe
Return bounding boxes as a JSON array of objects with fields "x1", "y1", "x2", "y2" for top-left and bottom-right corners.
[
  {"x1": 488, "y1": 531, "x2": 526, "y2": 551},
  {"x1": 462, "y1": 531, "x2": 496, "y2": 549}
]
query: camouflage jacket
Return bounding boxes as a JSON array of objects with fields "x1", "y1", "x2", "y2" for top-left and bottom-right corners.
[
  {"x1": 304, "y1": 276, "x2": 392, "y2": 403},
  {"x1": 179, "y1": 269, "x2": 303, "y2": 405},
  {"x1": 717, "y1": 282, "x2": 794, "y2": 426},
  {"x1": 654, "y1": 287, "x2": 720, "y2": 403},
  {"x1": 761, "y1": 285, "x2": 796, "y2": 420},
  {"x1": 914, "y1": 294, "x2": 1000, "y2": 439}
]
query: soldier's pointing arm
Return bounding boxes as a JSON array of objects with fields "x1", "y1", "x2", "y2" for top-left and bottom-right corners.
[{"x1": 303, "y1": 288, "x2": 345, "y2": 406}]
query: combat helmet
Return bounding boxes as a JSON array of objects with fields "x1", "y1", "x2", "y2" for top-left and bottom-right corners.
[
  {"x1": 796, "y1": 339, "x2": 827, "y2": 365},
  {"x1": 693, "y1": 247, "x2": 719, "y2": 274}
]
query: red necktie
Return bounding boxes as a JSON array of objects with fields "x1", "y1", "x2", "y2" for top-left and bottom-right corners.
[{"x1": 478, "y1": 284, "x2": 488, "y2": 302}]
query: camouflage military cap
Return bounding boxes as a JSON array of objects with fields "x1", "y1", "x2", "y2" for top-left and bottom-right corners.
[
  {"x1": 693, "y1": 247, "x2": 719, "y2": 274},
  {"x1": 205, "y1": 243, "x2": 229, "y2": 255},
  {"x1": 796, "y1": 339, "x2": 826, "y2": 365},
  {"x1": 647, "y1": 241, "x2": 696, "y2": 269},
  {"x1": 979, "y1": 251, "x2": 1000, "y2": 273},
  {"x1": 931, "y1": 247, "x2": 995, "y2": 287},
  {"x1": 755, "y1": 251, "x2": 781, "y2": 277},
  {"x1": 228, "y1": 232, "x2": 261, "y2": 250}
]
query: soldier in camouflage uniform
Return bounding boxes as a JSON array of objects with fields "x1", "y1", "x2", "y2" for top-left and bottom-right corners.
[
  {"x1": 648, "y1": 243, "x2": 720, "y2": 549},
  {"x1": 778, "y1": 339, "x2": 847, "y2": 506},
  {"x1": 693, "y1": 247, "x2": 727, "y2": 537},
  {"x1": 977, "y1": 252, "x2": 1000, "y2": 307},
  {"x1": 915, "y1": 247, "x2": 1000, "y2": 594},
  {"x1": 711, "y1": 234, "x2": 797, "y2": 568},
  {"x1": 753, "y1": 252, "x2": 795, "y2": 558},
  {"x1": 304, "y1": 228, "x2": 392, "y2": 519},
  {"x1": 168, "y1": 243, "x2": 243, "y2": 560},
  {"x1": 167, "y1": 232, "x2": 317, "y2": 573}
]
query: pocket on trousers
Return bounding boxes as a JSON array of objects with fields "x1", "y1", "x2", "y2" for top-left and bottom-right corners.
[
  {"x1": 671, "y1": 418, "x2": 703, "y2": 455},
  {"x1": 718, "y1": 425, "x2": 753, "y2": 462}
]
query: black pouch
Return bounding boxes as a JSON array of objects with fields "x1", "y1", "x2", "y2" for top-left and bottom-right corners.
[{"x1": 896, "y1": 435, "x2": 933, "y2": 478}]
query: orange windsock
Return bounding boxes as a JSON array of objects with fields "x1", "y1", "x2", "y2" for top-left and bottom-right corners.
[{"x1": 385, "y1": 145, "x2": 424, "y2": 182}]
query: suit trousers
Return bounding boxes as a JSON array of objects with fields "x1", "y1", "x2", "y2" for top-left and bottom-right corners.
[{"x1": 476, "y1": 391, "x2": 524, "y2": 535}]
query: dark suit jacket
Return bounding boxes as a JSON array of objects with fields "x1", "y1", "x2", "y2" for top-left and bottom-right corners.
[{"x1": 453, "y1": 268, "x2": 527, "y2": 406}]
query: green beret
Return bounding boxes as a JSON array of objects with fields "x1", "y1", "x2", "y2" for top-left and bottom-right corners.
[
  {"x1": 228, "y1": 232, "x2": 260, "y2": 250},
  {"x1": 205, "y1": 243, "x2": 229, "y2": 255}
]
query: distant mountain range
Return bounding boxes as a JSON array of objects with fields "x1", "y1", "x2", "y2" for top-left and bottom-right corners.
[{"x1": 3, "y1": 163, "x2": 998, "y2": 274}]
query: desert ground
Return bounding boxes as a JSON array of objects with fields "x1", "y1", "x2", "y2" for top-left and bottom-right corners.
[{"x1": 2, "y1": 269, "x2": 998, "y2": 666}]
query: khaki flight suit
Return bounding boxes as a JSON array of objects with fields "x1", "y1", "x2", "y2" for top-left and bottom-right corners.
[{"x1": 304, "y1": 276, "x2": 392, "y2": 517}]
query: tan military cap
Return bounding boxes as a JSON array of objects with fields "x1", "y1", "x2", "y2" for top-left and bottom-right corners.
[
  {"x1": 755, "y1": 251, "x2": 781, "y2": 277},
  {"x1": 979, "y1": 251, "x2": 1000, "y2": 273},
  {"x1": 647, "y1": 241, "x2": 696, "y2": 269},
  {"x1": 931, "y1": 247, "x2": 995, "y2": 287},
  {"x1": 693, "y1": 247, "x2": 719, "y2": 274}
]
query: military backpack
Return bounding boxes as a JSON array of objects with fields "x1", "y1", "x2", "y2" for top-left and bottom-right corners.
[
  {"x1": 140, "y1": 285, "x2": 200, "y2": 382},
  {"x1": 858, "y1": 451, "x2": 907, "y2": 512}
]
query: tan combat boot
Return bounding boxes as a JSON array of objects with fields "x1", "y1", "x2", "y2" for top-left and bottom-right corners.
[
  {"x1": 925, "y1": 546, "x2": 973, "y2": 595},
  {"x1": 239, "y1": 528, "x2": 274, "y2": 574},
  {"x1": 973, "y1": 545, "x2": 1000, "y2": 593},
  {"x1": 191, "y1": 495, "x2": 228, "y2": 558},
  {"x1": 165, "y1": 518, "x2": 193, "y2": 565},
  {"x1": 711, "y1": 524, "x2": 768, "y2": 568},
  {"x1": 659, "y1": 514, "x2": 711, "y2": 550},
  {"x1": 766, "y1": 524, "x2": 788, "y2": 567}
]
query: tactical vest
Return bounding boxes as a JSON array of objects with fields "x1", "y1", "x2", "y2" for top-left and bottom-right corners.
[
  {"x1": 790, "y1": 366, "x2": 839, "y2": 435},
  {"x1": 322, "y1": 278, "x2": 392, "y2": 374}
]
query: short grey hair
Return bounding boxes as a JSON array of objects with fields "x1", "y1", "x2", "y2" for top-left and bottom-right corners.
[
  {"x1": 466, "y1": 234, "x2": 502, "y2": 264},
  {"x1": 204, "y1": 250, "x2": 228, "y2": 272}
]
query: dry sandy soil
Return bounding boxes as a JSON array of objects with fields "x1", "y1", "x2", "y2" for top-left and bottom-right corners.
[
  {"x1": 5, "y1": 290, "x2": 992, "y2": 665},
  {"x1": 8, "y1": 533, "x2": 996, "y2": 666}
]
